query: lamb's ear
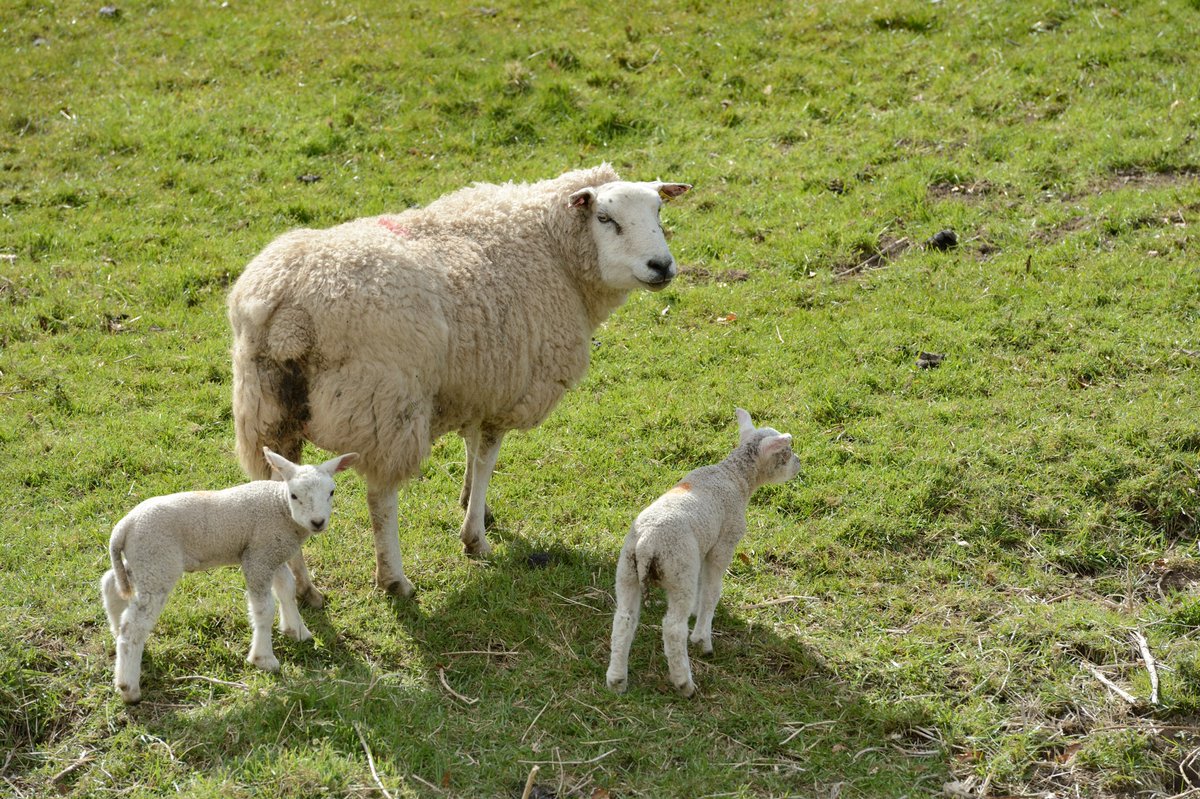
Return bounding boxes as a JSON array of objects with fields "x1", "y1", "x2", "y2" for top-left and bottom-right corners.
[
  {"x1": 759, "y1": 434, "x2": 793, "y2": 457},
  {"x1": 319, "y1": 452, "x2": 359, "y2": 475},
  {"x1": 567, "y1": 187, "x2": 595, "y2": 210},
  {"x1": 263, "y1": 447, "x2": 298, "y2": 480},
  {"x1": 735, "y1": 407, "x2": 755, "y2": 440},
  {"x1": 656, "y1": 182, "x2": 692, "y2": 201}
]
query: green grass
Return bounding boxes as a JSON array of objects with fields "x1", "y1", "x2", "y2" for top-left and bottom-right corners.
[{"x1": 3, "y1": 0, "x2": 1200, "y2": 796}]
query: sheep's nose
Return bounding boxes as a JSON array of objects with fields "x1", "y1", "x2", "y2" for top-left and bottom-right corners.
[
  {"x1": 311, "y1": 518, "x2": 326, "y2": 531},
  {"x1": 647, "y1": 258, "x2": 675, "y2": 280}
]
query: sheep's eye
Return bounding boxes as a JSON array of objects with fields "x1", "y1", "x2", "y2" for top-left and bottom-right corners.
[
  {"x1": 596, "y1": 212, "x2": 611, "y2": 224},
  {"x1": 329, "y1": 489, "x2": 335, "y2": 498},
  {"x1": 290, "y1": 493, "x2": 297, "y2": 500}
]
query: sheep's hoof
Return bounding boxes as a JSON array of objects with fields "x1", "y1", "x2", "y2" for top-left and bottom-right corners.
[
  {"x1": 283, "y1": 625, "x2": 312, "y2": 642},
  {"x1": 606, "y1": 676, "x2": 628, "y2": 694},
  {"x1": 249, "y1": 653, "x2": 281, "y2": 673},
  {"x1": 297, "y1": 586, "x2": 325, "y2": 609},
  {"x1": 117, "y1": 683, "x2": 141, "y2": 704},
  {"x1": 462, "y1": 535, "x2": 492, "y2": 558},
  {"x1": 675, "y1": 680, "x2": 697, "y2": 699},
  {"x1": 382, "y1": 578, "x2": 416, "y2": 599}
]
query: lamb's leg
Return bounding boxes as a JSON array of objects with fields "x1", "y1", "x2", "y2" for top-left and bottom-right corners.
[
  {"x1": 287, "y1": 552, "x2": 324, "y2": 609},
  {"x1": 458, "y1": 429, "x2": 494, "y2": 528},
  {"x1": 100, "y1": 569, "x2": 128, "y2": 640},
  {"x1": 689, "y1": 548, "x2": 733, "y2": 656},
  {"x1": 460, "y1": 431, "x2": 503, "y2": 556},
  {"x1": 368, "y1": 482, "x2": 415, "y2": 598},
  {"x1": 662, "y1": 583, "x2": 697, "y2": 698},
  {"x1": 606, "y1": 548, "x2": 642, "y2": 693},
  {"x1": 272, "y1": 564, "x2": 311, "y2": 642},
  {"x1": 114, "y1": 588, "x2": 171, "y2": 704},
  {"x1": 244, "y1": 568, "x2": 280, "y2": 672}
]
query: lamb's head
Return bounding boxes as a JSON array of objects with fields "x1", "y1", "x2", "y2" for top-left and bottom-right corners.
[
  {"x1": 568, "y1": 180, "x2": 691, "y2": 292},
  {"x1": 734, "y1": 408, "x2": 802, "y2": 486},
  {"x1": 263, "y1": 447, "x2": 359, "y2": 534}
]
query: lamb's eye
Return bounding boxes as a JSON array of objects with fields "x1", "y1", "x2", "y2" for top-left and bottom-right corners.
[
  {"x1": 596, "y1": 212, "x2": 611, "y2": 224},
  {"x1": 329, "y1": 489, "x2": 335, "y2": 498},
  {"x1": 290, "y1": 493, "x2": 297, "y2": 500}
]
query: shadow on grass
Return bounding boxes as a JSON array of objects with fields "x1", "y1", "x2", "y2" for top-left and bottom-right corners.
[{"x1": 120, "y1": 526, "x2": 950, "y2": 797}]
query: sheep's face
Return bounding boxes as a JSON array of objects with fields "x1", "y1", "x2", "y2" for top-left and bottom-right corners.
[
  {"x1": 263, "y1": 448, "x2": 359, "y2": 534},
  {"x1": 282, "y1": 467, "x2": 339, "y2": 534},
  {"x1": 735, "y1": 408, "x2": 802, "y2": 486},
  {"x1": 569, "y1": 180, "x2": 691, "y2": 292}
]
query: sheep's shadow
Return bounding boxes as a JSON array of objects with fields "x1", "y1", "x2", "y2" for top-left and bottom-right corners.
[{"x1": 137, "y1": 532, "x2": 950, "y2": 796}]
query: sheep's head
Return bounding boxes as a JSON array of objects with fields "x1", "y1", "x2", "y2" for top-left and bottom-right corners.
[
  {"x1": 735, "y1": 408, "x2": 802, "y2": 486},
  {"x1": 568, "y1": 180, "x2": 690, "y2": 292},
  {"x1": 263, "y1": 447, "x2": 359, "y2": 534}
]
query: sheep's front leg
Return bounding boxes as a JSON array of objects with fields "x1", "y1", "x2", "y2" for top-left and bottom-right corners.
[
  {"x1": 244, "y1": 567, "x2": 280, "y2": 672},
  {"x1": 460, "y1": 431, "x2": 503, "y2": 557},
  {"x1": 368, "y1": 482, "x2": 415, "y2": 598},
  {"x1": 458, "y1": 429, "x2": 494, "y2": 529},
  {"x1": 272, "y1": 564, "x2": 311, "y2": 642},
  {"x1": 287, "y1": 551, "x2": 324, "y2": 609},
  {"x1": 606, "y1": 547, "x2": 643, "y2": 693},
  {"x1": 689, "y1": 547, "x2": 734, "y2": 656}
]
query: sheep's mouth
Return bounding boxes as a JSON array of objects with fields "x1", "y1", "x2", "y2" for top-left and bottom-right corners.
[{"x1": 640, "y1": 276, "x2": 674, "y2": 291}]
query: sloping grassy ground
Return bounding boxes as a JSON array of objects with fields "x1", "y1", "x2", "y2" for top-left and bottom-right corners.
[{"x1": 2, "y1": 1, "x2": 1200, "y2": 796}]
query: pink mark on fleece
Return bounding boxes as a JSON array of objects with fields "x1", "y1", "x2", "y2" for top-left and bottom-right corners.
[{"x1": 378, "y1": 217, "x2": 412, "y2": 238}]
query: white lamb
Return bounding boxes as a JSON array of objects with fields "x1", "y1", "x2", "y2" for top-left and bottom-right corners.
[
  {"x1": 227, "y1": 164, "x2": 691, "y2": 603},
  {"x1": 606, "y1": 408, "x2": 801, "y2": 697},
  {"x1": 100, "y1": 447, "x2": 357, "y2": 704}
]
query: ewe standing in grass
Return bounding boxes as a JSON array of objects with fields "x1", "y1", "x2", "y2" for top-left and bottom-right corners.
[
  {"x1": 101, "y1": 448, "x2": 357, "y2": 704},
  {"x1": 228, "y1": 165, "x2": 691, "y2": 602},
  {"x1": 607, "y1": 409, "x2": 801, "y2": 697}
]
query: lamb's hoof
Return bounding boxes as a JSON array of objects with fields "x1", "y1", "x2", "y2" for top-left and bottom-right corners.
[
  {"x1": 606, "y1": 676, "x2": 628, "y2": 694},
  {"x1": 249, "y1": 653, "x2": 281, "y2": 673},
  {"x1": 282, "y1": 625, "x2": 312, "y2": 642},
  {"x1": 117, "y1": 683, "x2": 141, "y2": 704},
  {"x1": 298, "y1": 586, "x2": 325, "y2": 609},
  {"x1": 381, "y1": 578, "x2": 416, "y2": 599},
  {"x1": 675, "y1": 680, "x2": 697, "y2": 699}
]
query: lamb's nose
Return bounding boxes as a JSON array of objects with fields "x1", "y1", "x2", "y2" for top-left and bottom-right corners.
[{"x1": 311, "y1": 518, "x2": 326, "y2": 531}]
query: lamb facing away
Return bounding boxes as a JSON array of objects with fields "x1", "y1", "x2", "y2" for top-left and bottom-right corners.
[
  {"x1": 606, "y1": 409, "x2": 801, "y2": 697},
  {"x1": 100, "y1": 448, "x2": 357, "y2": 704},
  {"x1": 227, "y1": 164, "x2": 691, "y2": 603}
]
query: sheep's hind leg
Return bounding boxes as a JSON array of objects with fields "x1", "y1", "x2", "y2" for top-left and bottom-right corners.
[
  {"x1": 368, "y1": 482, "x2": 415, "y2": 598},
  {"x1": 100, "y1": 569, "x2": 128, "y2": 640},
  {"x1": 606, "y1": 548, "x2": 642, "y2": 693},
  {"x1": 272, "y1": 564, "x2": 311, "y2": 642},
  {"x1": 461, "y1": 431, "x2": 503, "y2": 557},
  {"x1": 458, "y1": 429, "x2": 494, "y2": 529},
  {"x1": 689, "y1": 547, "x2": 733, "y2": 656},
  {"x1": 661, "y1": 560, "x2": 700, "y2": 698},
  {"x1": 114, "y1": 589, "x2": 171, "y2": 704}
]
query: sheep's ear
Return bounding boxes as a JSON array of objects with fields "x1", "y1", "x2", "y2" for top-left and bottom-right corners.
[
  {"x1": 263, "y1": 447, "x2": 298, "y2": 479},
  {"x1": 735, "y1": 407, "x2": 755, "y2": 439},
  {"x1": 567, "y1": 187, "x2": 595, "y2": 210},
  {"x1": 319, "y1": 452, "x2": 359, "y2": 475},
  {"x1": 760, "y1": 434, "x2": 793, "y2": 457},
  {"x1": 656, "y1": 182, "x2": 692, "y2": 201}
]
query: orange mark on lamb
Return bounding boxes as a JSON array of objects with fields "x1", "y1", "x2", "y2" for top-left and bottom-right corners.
[
  {"x1": 377, "y1": 217, "x2": 412, "y2": 238},
  {"x1": 667, "y1": 481, "x2": 692, "y2": 495}
]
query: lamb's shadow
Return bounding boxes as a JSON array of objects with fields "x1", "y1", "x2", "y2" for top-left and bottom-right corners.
[{"x1": 143, "y1": 534, "x2": 951, "y2": 796}]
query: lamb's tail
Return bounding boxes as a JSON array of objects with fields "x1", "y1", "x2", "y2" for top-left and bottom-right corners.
[
  {"x1": 109, "y1": 517, "x2": 133, "y2": 599},
  {"x1": 632, "y1": 533, "x2": 663, "y2": 587},
  {"x1": 229, "y1": 295, "x2": 314, "y2": 479}
]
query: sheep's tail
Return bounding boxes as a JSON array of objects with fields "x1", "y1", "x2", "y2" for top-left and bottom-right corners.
[
  {"x1": 109, "y1": 517, "x2": 133, "y2": 599},
  {"x1": 632, "y1": 530, "x2": 663, "y2": 587},
  {"x1": 229, "y1": 295, "x2": 314, "y2": 479}
]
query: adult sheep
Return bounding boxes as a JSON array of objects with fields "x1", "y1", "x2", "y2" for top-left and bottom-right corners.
[{"x1": 228, "y1": 164, "x2": 691, "y2": 602}]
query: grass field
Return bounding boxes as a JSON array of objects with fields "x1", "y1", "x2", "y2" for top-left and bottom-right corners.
[{"x1": 3, "y1": 1, "x2": 1200, "y2": 796}]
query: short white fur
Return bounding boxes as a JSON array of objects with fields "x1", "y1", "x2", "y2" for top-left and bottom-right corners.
[
  {"x1": 100, "y1": 447, "x2": 357, "y2": 703},
  {"x1": 607, "y1": 408, "x2": 801, "y2": 697}
]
